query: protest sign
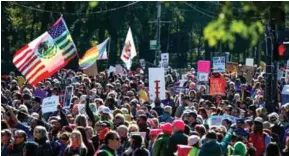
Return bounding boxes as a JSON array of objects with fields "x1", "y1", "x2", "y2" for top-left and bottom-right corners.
[
  {"x1": 170, "y1": 86, "x2": 188, "y2": 95},
  {"x1": 115, "y1": 64, "x2": 124, "y2": 75},
  {"x1": 42, "y1": 96, "x2": 59, "y2": 114},
  {"x1": 209, "y1": 78, "x2": 226, "y2": 95},
  {"x1": 108, "y1": 66, "x2": 116, "y2": 74},
  {"x1": 213, "y1": 57, "x2": 226, "y2": 72},
  {"x1": 242, "y1": 66, "x2": 255, "y2": 85},
  {"x1": 197, "y1": 72, "x2": 209, "y2": 81},
  {"x1": 149, "y1": 68, "x2": 165, "y2": 100},
  {"x1": 226, "y1": 62, "x2": 238, "y2": 75},
  {"x1": 161, "y1": 53, "x2": 169, "y2": 69},
  {"x1": 78, "y1": 103, "x2": 97, "y2": 115},
  {"x1": 245, "y1": 58, "x2": 254, "y2": 67},
  {"x1": 63, "y1": 86, "x2": 74, "y2": 109},
  {"x1": 140, "y1": 59, "x2": 146, "y2": 69},
  {"x1": 197, "y1": 60, "x2": 211, "y2": 73},
  {"x1": 83, "y1": 61, "x2": 98, "y2": 76},
  {"x1": 207, "y1": 115, "x2": 238, "y2": 126}
]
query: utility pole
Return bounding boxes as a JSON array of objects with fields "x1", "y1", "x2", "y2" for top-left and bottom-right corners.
[{"x1": 149, "y1": 1, "x2": 171, "y2": 66}]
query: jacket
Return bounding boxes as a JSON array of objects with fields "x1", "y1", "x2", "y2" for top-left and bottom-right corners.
[
  {"x1": 199, "y1": 129, "x2": 233, "y2": 156},
  {"x1": 249, "y1": 132, "x2": 271, "y2": 156},
  {"x1": 7, "y1": 141, "x2": 39, "y2": 156},
  {"x1": 152, "y1": 133, "x2": 171, "y2": 156},
  {"x1": 95, "y1": 145, "x2": 116, "y2": 156},
  {"x1": 62, "y1": 146, "x2": 87, "y2": 156},
  {"x1": 34, "y1": 138, "x2": 53, "y2": 156},
  {"x1": 167, "y1": 131, "x2": 188, "y2": 156},
  {"x1": 188, "y1": 147, "x2": 200, "y2": 156},
  {"x1": 159, "y1": 113, "x2": 174, "y2": 123}
]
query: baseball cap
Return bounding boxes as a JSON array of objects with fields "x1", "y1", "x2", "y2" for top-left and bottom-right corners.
[
  {"x1": 100, "y1": 106, "x2": 111, "y2": 114},
  {"x1": 160, "y1": 123, "x2": 173, "y2": 134},
  {"x1": 188, "y1": 135, "x2": 200, "y2": 146}
]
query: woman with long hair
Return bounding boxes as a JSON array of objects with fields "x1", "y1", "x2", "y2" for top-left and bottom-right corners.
[
  {"x1": 76, "y1": 126, "x2": 95, "y2": 156},
  {"x1": 123, "y1": 134, "x2": 150, "y2": 156},
  {"x1": 63, "y1": 130, "x2": 87, "y2": 156},
  {"x1": 1, "y1": 129, "x2": 13, "y2": 156},
  {"x1": 33, "y1": 125, "x2": 54, "y2": 156}
]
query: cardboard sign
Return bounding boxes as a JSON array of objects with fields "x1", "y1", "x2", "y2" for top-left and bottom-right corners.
[
  {"x1": 226, "y1": 62, "x2": 238, "y2": 75},
  {"x1": 197, "y1": 60, "x2": 211, "y2": 73},
  {"x1": 149, "y1": 68, "x2": 166, "y2": 100},
  {"x1": 197, "y1": 72, "x2": 209, "y2": 82},
  {"x1": 209, "y1": 78, "x2": 226, "y2": 95},
  {"x1": 245, "y1": 58, "x2": 254, "y2": 67},
  {"x1": 241, "y1": 66, "x2": 255, "y2": 85},
  {"x1": 42, "y1": 96, "x2": 59, "y2": 114},
  {"x1": 63, "y1": 86, "x2": 74, "y2": 109},
  {"x1": 213, "y1": 57, "x2": 226, "y2": 72}
]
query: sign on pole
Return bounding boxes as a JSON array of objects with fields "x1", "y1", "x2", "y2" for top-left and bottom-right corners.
[
  {"x1": 160, "y1": 53, "x2": 169, "y2": 69},
  {"x1": 213, "y1": 57, "x2": 226, "y2": 72},
  {"x1": 150, "y1": 40, "x2": 157, "y2": 50},
  {"x1": 149, "y1": 68, "x2": 165, "y2": 100},
  {"x1": 42, "y1": 96, "x2": 59, "y2": 114},
  {"x1": 78, "y1": 103, "x2": 98, "y2": 115}
]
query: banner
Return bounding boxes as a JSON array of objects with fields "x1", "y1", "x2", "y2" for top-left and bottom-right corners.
[
  {"x1": 209, "y1": 78, "x2": 226, "y2": 95},
  {"x1": 197, "y1": 72, "x2": 209, "y2": 82},
  {"x1": 197, "y1": 60, "x2": 211, "y2": 73},
  {"x1": 83, "y1": 61, "x2": 98, "y2": 77},
  {"x1": 149, "y1": 68, "x2": 165, "y2": 100},
  {"x1": 245, "y1": 58, "x2": 254, "y2": 67},
  {"x1": 213, "y1": 57, "x2": 226, "y2": 72},
  {"x1": 170, "y1": 86, "x2": 188, "y2": 95},
  {"x1": 207, "y1": 115, "x2": 238, "y2": 126},
  {"x1": 226, "y1": 62, "x2": 238, "y2": 76},
  {"x1": 121, "y1": 27, "x2": 137, "y2": 69},
  {"x1": 63, "y1": 86, "x2": 74, "y2": 109},
  {"x1": 42, "y1": 96, "x2": 59, "y2": 114},
  {"x1": 160, "y1": 53, "x2": 169, "y2": 69}
]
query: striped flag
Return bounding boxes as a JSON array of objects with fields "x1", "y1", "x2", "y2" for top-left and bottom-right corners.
[
  {"x1": 13, "y1": 16, "x2": 77, "y2": 85},
  {"x1": 79, "y1": 38, "x2": 109, "y2": 70},
  {"x1": 121, "y1": 27, "x2": 136, "y2": 69}
]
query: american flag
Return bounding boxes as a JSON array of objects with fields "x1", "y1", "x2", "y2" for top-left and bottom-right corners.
[{"x1": 13, "y1": 17, "x2": 77, "y2": 86}]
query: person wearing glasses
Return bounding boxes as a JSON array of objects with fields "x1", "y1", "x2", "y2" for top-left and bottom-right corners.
[
  {"x1": 7, "y1": 130, "x2": 39, "y2": 156},
  {"x1": 63, "y1": 130, "x2": 87, "y2": 156},
  {"x1": 57, "y1": 132, "x2": 70, "y2": 156},
  {"x1": 95, "y1": 131, "x2": 121, "y2": 156}
]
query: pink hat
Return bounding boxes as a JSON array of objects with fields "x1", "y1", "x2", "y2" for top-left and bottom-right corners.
[
  {"x1": 150, "y1": 129, "x2": 163, "y2": 136},
  {"x1": 173, "y1": 120, "x2": 185, "y2": 131},
  {"x1": 160, "y1": 123, "x2": 173, "y2": 134}
]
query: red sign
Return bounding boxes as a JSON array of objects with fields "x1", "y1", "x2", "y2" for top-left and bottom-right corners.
[{"x1": 210, "y1": 78, "x2": 226, "y2": 95}]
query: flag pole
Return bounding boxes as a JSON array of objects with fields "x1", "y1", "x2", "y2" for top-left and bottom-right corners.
[{"x1": 107, "y1": 38, "x2": 111, "y2": 69}]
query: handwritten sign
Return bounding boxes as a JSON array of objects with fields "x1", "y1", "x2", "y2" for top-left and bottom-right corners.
[
  {"x1": 197, "y1": 60, "x2": 211, "y2": 73},
  {"x1": 245, "y1": 58, "x2": 254, "y2": 67},
  {"x1": 63, "y1": 86, "x2": 74, "y2": 109},
  {"x1": 78, "y1": 103, "x2": 97, "y2": 115},
  {"x1": 226, "y1": 62, "x2": 238, "y2": 75},
  {"x1": 213, "y1": 57, "x2": 226, "y2": 72},
  {"x1": 149, "y1": 68, "x2": 165, "y2": 100},
  {"x1": 42, "y1": 96, "x2": 59, "y2": 114},
  {"x1": 241, "y1": 66, "x2": 254, "y2": 85},
  {"x1": 209, "y1": 78, "x2": 226, "y2": 95}
]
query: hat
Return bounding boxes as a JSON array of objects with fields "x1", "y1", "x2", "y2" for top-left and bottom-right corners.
[
  {"x1": 234, "y1": 141, "x2": 247, "y2": 156},
  {"x1": 263, "y1": 121, "x2": 274, "y2": 129},
  {"x1": 100, "y1": 106, "x2": 111, "y2": 114},
  {"x1": 33, "y1": 96, "x2": 42, "y2": 104},
  {"x1": 120, "y1": 108, "x2": 129, "y2": 114},
  {"x1": 254, "y1": 117, "x2": 263, "y2": 124},
  {"x1": 163, "y1": 106, "x2": 172, "y2": 114},
  {"x1": 18, "y1": 105, "x2": 28, "y2": 113},
  {"x1": 160, "y1": 123, "x2": 173, "y2": 134},
  {"x1": 188, "y1": 135, "x2": 200, "y2": 146},
  {"x1": 173, "y1": 120, "x2": 185, "y2": 131},
  {"x1": 236, "y1": 118, "x2": 245, "y2": 124}
]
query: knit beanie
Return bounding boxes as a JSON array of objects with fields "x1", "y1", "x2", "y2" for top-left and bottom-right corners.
[{"x1": 234, "y1": 141, "x2": 247, "y2": 156}]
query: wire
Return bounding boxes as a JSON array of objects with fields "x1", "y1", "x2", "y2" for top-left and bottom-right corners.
[
  {"x1": 12, "y1": 1, "x2": 140, "y2": 15},
  {"x1": 183, "y1": 2, "x2": 215, "y2": 19}
]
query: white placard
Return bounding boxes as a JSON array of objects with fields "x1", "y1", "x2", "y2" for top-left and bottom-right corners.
[
  {"x1": 149, "y1": 68, "x2": 166, "y2": 100},
  {"x1": 42, "y1": 96, "x2": 59, "y2": 114},
  {"x1": 78, "y1": 103, "x2": 98, "y2": 115},
  {"x1": 245, "y1": 58, "x2": 254, "y2": 67},
  {"x1": 197, "y1": 72, "x2": 209, "y2": 82},
  {"x1": 213, "y1": 57, "x2": 226, "y2": 72},
  {"x1": 63, "y1": 86, "x2": 74, "y2": 109},
  {"x1": 115, "y1": 64, "x2": 124, "y2": 75}
]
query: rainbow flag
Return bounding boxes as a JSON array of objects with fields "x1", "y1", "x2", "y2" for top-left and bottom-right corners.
[{"x1": 79, "y1": 38, "x2": 109, "y2": 69}]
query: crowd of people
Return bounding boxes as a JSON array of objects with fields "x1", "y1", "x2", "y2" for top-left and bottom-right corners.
[{"x1": 1, "y1": 65, "x2": 289, "y2": 156}]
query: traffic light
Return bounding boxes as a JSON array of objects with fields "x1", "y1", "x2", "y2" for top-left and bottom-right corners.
[{"x1": 274, "y1": 42, "x2": 289, "y2": 60}]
